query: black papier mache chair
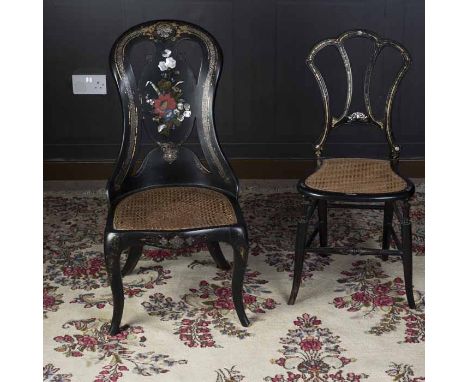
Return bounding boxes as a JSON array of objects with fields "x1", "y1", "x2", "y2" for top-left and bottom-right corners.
[
  {"x1": 288, "y1": 30, "x2": 417, "y2": 309},
  {"x1": 104, "y1": 20, "x2": 250, "y2": 335}
]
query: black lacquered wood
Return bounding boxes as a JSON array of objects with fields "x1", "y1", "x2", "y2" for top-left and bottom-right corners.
[
  {"x1": 329, "y1": 203, "x2": 385, "y2": 210},
  {"x1": 121, "y1": 244, "x2": 143, "y2": 276},
  {"x1": 289, "y1": 30, "x2": 417, "y2": 309},
  {"x1": 104, "y1": 20, "x2": 250, "y2": 334},
  {"x1": 306, "y1": 29, "x2": 411, "y2": 161},
  {"x1": 318, "y1": 200, "x2": 328, "y2": 248},
  {"x1": 305, "y1": 226, "x2": 319, "y2": 248},
  {"x1": 381, "y1": 201, "x2": 394, "y2": 261},
  {"x1": 207, "y1": 241, "x2": 231, "y2": 270},
  {"x1": 305, "y1": 246, "x2": 403, "y2": 257},
  {"x1": 400, "y1": 200, "x2": 416, "y2": 309},
  {"x1": 288, "y1": 200, "x2": 317, "y2": 305},
  {"x1": 107, "y1": 20, "x2": 239, "y2": 201},
  {"x1": 389, "y1": 226, "x2": 401, "y2": 250}
]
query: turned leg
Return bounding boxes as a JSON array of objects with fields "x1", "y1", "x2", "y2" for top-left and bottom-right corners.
[
  {"x1": 104, "y1": 233, "x2": 125, "y2": 335},
  {"x1": 207, "y1": 241, "x2": 231, "y2": 270},
  {"x1": 381, "y1": 201, "x2": 394, "y2": 261},
  {"x1": 231, "y1": 243, "x2": 250, "y2": 327},
  {"x1": 288, "y1": 200, "x2": 317, "y2": 305},
  {"x1": 318, "y1": 200, "x2": 328, "y2": 257},
  {"x1": 400, "y1": 201, "x2": 416, "y2": 309},
  {"x1": 121, "y1": 244, "x2": 143, "y2": 276},
  {"x1": 318, "y1": 200, "x2": 328, "y2": 247}
]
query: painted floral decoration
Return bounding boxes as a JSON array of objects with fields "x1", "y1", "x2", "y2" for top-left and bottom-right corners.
[
  {"x1": 43, "y1": 363, "x2": 72, "y2": 382},
  {"x1": 385, "y1": 362, "x2": 425, "y2": 382},
  {"x1": 141, "y1": 269, "x2": 278, "y2": 348},
  {"x1": 145, "y1": 49, "x2": 191, "y2": 136},
  {"x1": 332, "y1": 259, "x2": 424, "y2": 344},
  {"x1": 53, "y1": 318, "x2": 187, "y2": 381},
  {"x1": 215, "y1": 366, "x2": 245, "y2": 381}
]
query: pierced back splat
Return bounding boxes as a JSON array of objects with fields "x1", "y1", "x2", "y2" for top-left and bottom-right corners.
[
  {"x1": 307, "y1": 30, "x2": 411, "y2": 161},
  {"x1": 108, "y1": 21, "x2": 238, "y2": 202}
]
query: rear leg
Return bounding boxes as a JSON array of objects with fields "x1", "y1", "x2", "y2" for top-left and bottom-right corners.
[
  {"x1": 318, "y1": 200, "x2": 328, "y2": 257},
  {"x1": 121, "y1": 244, "x2": 143, "y2": 276},
  {"x1": 231, "y1": 244, "x2": 250, "y2": 327},
  {"x1": 381, "y1": 201, "x2": 394, "y2": 261},
  {"x1": 207, "y1": 241, "x2": 231, "y2": 270}
]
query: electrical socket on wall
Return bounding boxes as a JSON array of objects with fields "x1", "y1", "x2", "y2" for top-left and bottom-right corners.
[{"x1": 72, "y1": 74, "x2": 107, "y2": 95}]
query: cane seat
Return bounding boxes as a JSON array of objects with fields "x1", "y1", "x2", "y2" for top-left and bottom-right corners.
[
  {"x1": 304, "y1": 158, "x2": 407, "y2": 194},
  {"x1": 113, "y1": 187, "x2": 237, "y2": 231}
]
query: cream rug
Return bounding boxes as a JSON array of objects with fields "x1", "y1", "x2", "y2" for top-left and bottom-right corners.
[{"x1": 44, "y1": 181, "x2": 424, "y2": 381}]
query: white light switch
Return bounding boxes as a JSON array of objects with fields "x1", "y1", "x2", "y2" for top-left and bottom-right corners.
[{"x1": 72, "y1": 74, "x2": 107, "y2": 95}]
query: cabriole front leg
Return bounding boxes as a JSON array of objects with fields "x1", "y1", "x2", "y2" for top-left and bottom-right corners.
[{"x1": 104, "y1": 233, "x2": 125, "y2": 335}]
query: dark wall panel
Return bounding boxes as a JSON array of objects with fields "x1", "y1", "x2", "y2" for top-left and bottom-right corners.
[{"x1": 44, "y1": 0, "x2": 424, "y2": 161}]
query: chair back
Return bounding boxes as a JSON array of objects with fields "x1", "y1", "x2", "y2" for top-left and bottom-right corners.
[
  {"x1": 108, "y1": 20, "x2": 238, "y2": 202},
  {"x1": 307, "y1": 30, "x2": 411, "y2": 161}
]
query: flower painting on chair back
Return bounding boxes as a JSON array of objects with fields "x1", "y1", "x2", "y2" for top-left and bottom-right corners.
[{"x1": 144, "y1": 49, "x2": 192, "y2": 137}]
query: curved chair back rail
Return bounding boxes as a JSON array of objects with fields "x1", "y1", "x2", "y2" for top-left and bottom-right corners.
[
  {"x1": 307, "y1": 29, "x2": 411, "y2": 161},
  {"x1": 107, "y1": 20, "x2": 238, "y2": 203}
]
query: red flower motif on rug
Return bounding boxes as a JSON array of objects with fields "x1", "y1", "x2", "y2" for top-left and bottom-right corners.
[
  {"x1": 53, "y1": 318, "x2": 187, "y2": 382},
  {"x1": 43, "y1": 186, "x2": 425, "y2": 380},
  {"x1": 43, "y1": 283, "x2": 64, "y2": 318},
  {"x1": 141, "y1": 269, "x2": 279, "y2": 348},
  {"x1": 44, "y1": 250, "x2": 108, "y2": 290},
  {"x1": 70, "y1": 265, "x2": 171, "y2": 308},
  {"x1": 264, "y1": 313, "x2": 369, "y2": 382},
  {"x1": 332, "y1": 259, "x2": 425, "y2": 343}
]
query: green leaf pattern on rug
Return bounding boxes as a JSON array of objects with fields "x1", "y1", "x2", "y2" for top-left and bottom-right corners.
[
  {"x1": 386, "y1": 362, "x2": 425, "y2": 381},
  {"x1": 215, "y1": 365, "x2": 246, "y2": 382},
  {"x1": 43, "y1": 363, "x2": 72, "y2": 382}
]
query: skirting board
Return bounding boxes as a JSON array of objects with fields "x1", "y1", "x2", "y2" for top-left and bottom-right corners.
[{"x1": 43, "y1": 159, "x2": 424, "y2": 180}]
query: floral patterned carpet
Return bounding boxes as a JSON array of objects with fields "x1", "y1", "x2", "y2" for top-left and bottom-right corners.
[{"x1": 44, "y1": 181, "x2": 424, "y2": 382}]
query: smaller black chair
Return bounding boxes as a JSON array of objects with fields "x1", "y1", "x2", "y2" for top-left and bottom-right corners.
[
  {"x1": 104, "y1": 20, "x2": 250, "y2": 335},
  {"x1": 288, "y1": 30, "x2": 416, "y2": 309}
]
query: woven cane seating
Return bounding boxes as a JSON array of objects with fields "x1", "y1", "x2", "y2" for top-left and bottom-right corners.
[
  {"x1": 305, "y1": 158, "x2": 407, "y2": 195},
  {"x1": 113, "y1": 187, "x2": 237, "y2": 231}
]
